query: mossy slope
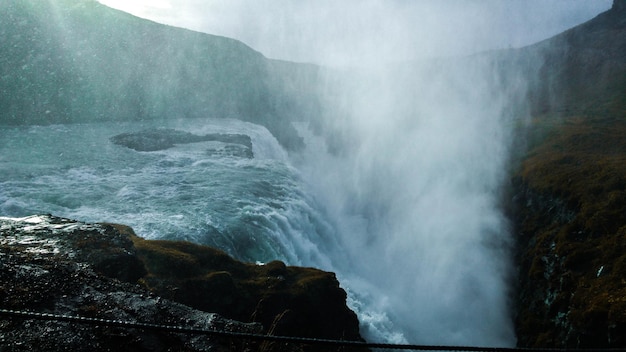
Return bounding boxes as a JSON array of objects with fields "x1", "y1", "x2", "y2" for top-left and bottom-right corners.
[
  {"x1": 109, "y1": 223, "x2": 365, "y2": 351},
  {"x1": 130, "y1": 235, "x2": 363, "y2": 344},
  {"x1": 512, "y1": 1, "x2": 626, "y2": 347},
  {"x1": 514, "y1": 116, "x2": 626, "y2": 347}
]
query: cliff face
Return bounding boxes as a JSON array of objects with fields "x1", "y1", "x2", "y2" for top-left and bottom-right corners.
[
  {"x1": 512, "y1": 1, "x2": 626, "y2": 347},
  {"x1": 0, "y1": 215, "x2": 364, "y2": 352},
  {"x1": 0, "y1": 0, "x2": 321, "y2": 150}
]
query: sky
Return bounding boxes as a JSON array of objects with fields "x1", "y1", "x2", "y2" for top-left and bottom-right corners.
[{"x1": 97, "y1": 0, "x2": 612, "y2": 66}]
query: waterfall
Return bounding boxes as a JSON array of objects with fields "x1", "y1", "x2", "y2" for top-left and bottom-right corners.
[{"x1": 290, "y1": 56, "x2": 529, "y2": 346}]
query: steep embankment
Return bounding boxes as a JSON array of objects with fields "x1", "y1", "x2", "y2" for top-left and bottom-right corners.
[
  {"x1": 512, "y1": 1, "x2": 626, "y2": 347},
  {"x1": 0, "y1": 215, "x2": 364, "y2": 352},
  {"x1": 0, "y1": 0, "x2": 321, "y2": 150}
]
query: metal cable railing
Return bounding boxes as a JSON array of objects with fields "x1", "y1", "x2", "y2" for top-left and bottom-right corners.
[{"x1": 2, "y1": 309, "x2": 626, "y2": 351}]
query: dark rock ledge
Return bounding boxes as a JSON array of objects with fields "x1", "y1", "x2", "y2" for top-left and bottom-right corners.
[{"x1": 0, "y1": 215, "x2": 365, "y2": 352}]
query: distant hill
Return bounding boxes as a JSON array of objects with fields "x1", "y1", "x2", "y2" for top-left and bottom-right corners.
[{"x1": 0, "y1": 0, "x2": 321, "y2": 150}]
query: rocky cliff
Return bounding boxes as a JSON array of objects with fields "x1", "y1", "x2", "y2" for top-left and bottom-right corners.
[
  {"x1": 0, "y1": 215, "x2": 365, "y2": 351},
  {"x1": 512, "y1": 1, "x2": 626, "y2": 347}
]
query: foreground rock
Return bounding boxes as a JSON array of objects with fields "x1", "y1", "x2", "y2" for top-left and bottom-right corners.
[{"x1": 0, "y1": 215, "x2": 365, "y2": 351}]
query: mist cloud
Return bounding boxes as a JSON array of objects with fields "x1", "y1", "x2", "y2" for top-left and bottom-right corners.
[
  {"x1": 292, "y1": 56, "x2": 529, "y2": 344},
  {"x1": 99, "y1": 0, "x2": 611, "y2": 65}
]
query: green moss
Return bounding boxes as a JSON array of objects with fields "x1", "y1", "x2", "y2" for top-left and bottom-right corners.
[
  {"x1": 521, "y1": 116, "x2": 626, "y2": 233},
  {"x1": 516, "y1": 113, "x2": 626, "y2": 347},
  {"x1": 131, "y1": 237, "x2": 203, "y2": 278},
  {"x1": 126, "y1": 236, "x2": 362, "y2": 343}
]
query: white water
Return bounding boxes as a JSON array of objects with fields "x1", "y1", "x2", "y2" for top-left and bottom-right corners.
[{"x1": 290, "y1": 58, "x2": 528, "y2": 345}]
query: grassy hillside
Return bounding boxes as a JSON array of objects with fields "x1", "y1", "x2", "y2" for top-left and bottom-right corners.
[
  {"x1": 512, "y1": 2, "x2": 626, "y2": 347},
  {"x1": 0, "y1": 0, "x2": 320, "y2": 149}
]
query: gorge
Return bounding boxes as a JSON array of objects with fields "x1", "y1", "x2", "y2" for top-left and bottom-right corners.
[{"x1": 1, "y1": 0, "x2": 626, "y2": 349}]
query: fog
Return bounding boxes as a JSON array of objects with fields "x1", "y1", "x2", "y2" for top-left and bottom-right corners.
[
  {"x1": 95, "y1": 0, "x2": 610, "y2": 346},
  {"x1": 98, "y1": 0, "x2": 611, "y2": 66},
  {"x1": 287, "y1": 54, "x2": 529, "y2": 345}
]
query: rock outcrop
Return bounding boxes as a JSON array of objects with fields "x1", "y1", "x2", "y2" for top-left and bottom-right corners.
[
  {"x1": 110, "y1": 128, "x2": 253, "y2": 158},
  {"x1": 0, "y1": 215, "x2": 365, "y2": 351}
]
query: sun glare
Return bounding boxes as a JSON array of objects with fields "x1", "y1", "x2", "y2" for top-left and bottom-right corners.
[{"x1": 97, "y1": 0, "x2": 172, "y2": 18}]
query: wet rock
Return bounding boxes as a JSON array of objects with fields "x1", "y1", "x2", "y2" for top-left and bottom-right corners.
[
  {"x1": 0, "y1": 215, "x2": 365, "y2": 352},
  {"x1": 0, "y1": 215, "x2": 261, "y2": 351},
  {"x1": 131, "y1": 236, "x2": 366, "y2": 351}
]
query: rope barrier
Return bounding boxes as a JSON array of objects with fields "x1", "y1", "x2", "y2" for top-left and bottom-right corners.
[{"x1": 1, "y1": 308, "x2": 626, "y2": 351}]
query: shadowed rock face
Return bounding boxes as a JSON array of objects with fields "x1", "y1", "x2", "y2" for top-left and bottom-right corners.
[
  {"x1": 110, "y1": 128, "x2": 253, "y2": 158},
  {"x1": 0, "y1": 215, "x2": 365, "y2": 352}
]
